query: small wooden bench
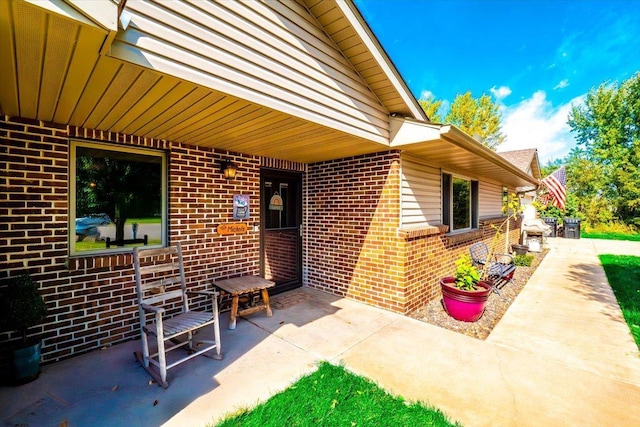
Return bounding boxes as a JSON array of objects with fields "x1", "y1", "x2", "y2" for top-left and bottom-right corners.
[{"x1": 214, "y1": 276, "x2": 275, "y2": 329}]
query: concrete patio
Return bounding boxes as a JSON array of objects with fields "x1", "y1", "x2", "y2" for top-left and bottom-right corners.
[{"x1": 1, "y1": 237, "x2": 639, "y2": 426}]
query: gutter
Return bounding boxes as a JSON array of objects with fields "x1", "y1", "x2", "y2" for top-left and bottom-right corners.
[{"x1": 440, "y1": 125, "x2": 540, "y2": 188}]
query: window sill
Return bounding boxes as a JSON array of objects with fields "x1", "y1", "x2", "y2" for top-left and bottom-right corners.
[
  {"x1": 399, "y1": 224, "x2": 449, "y2": 240},
  {"x1": 445, "y1": 229, "x2": 483, "y2": 244}
]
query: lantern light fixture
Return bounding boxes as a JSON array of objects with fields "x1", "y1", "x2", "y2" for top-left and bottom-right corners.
[{"x1": 221, "y1": 160, "x2": 237, "y2": 180}]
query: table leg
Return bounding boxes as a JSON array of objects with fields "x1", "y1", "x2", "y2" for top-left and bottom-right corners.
[
  {"x1": 229, "y1": 295, "x2": 239, "y2": 329},
  {"x1": 261, "y1": 288, "x2": 272, "y2": 317}
]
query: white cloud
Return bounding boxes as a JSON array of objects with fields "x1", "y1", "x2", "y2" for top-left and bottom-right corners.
[
  {"x1": 554, "y1": 79, "x2": 569, "y2": 90},
  {"x1": 419, "y1": 90, "x2": 435, "y2": 100},
  {"x1": 490, "y1": 85, "x2": 512, "y2": 101},
  {"x1": 497, "y1": 91, "x2": 585, "y2": 164}
]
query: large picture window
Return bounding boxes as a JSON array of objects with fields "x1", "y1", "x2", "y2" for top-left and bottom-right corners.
[
  {"x1": 70, "y1": 141, "x2": 167, "y2": 255},
  {"x1": 443, "y1": 173, "x2": 478, "y2": 232}
]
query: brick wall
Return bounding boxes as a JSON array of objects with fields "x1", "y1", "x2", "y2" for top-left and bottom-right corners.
[
  {"x1": 401, "y1": 218, "x2": 522, "y2": 313},
  {"x1": 305, "y1": 151, "x2": 523, "y2": 314},
  {"x1": 0, "y1": 115, "x2": 260, "y2": 364},
  {"x1": 264, "y1": 230, "x2": 297, "y2": 282},
  {"x1": 305, "y1": 152, "x2": 407, "y2": 311}
]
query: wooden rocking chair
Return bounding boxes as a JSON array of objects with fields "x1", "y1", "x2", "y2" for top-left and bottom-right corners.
[{"x1": 133, "y1": 243, "x2": 222, "y2": 388}]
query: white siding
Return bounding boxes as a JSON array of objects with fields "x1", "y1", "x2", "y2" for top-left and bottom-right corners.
[
  {"x1": 401, "y1": 157, "x2": 441, "y2": 228},
  {"x1": 111, "y1": 0, "x2": 389, "y2": 143},
  {"x1": 479, "y1": 181, "x2": 503, "y2": 219}
]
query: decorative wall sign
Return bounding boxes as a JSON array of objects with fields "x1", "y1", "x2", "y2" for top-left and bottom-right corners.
[
  {"x1": 233, "y1": 194, "x2": 250, "y2": 220},
  {"x1": 217, "y1": 222, "x2": 248, "y2": 235},
  {"x1": 269, "y1": 191, "x2": 283, "y2": 211}
]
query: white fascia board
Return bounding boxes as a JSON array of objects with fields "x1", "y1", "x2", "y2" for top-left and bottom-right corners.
[
  {"x1": 389, "y1": 116, "x2": 441, "y2": 146},
  {"x1": 337, "y1": 0, "x2": 427, "y2": 121},
  {"x1": 64, "y1": 0, "x2": 118, "y2": 32}
]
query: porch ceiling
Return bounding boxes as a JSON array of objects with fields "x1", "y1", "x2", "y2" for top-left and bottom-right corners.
[{"x1": 0, "y1": 0, "x2": 389, "y2": 164}]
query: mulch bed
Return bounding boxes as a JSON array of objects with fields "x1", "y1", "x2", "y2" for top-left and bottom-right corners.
[{"x1": 409, "y1": 249, "x2": 549, "y2": 340}]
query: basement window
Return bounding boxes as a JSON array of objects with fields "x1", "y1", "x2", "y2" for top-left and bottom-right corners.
[{"x1": 69, "y1": 141, "x2": 167, "y2": 255}]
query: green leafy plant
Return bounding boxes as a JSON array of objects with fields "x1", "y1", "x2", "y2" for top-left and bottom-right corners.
[
  {"x1": 454, "y1": 254, "x2": 481, "y2": 290},
  {"x1": 514, "y1": 254, "x2": 534, "y2": 267},
  {"x1": 0, "y1": 274, "x2": 48, "y2": 346}
]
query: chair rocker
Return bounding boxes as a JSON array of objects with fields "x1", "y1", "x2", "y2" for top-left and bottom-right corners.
[
  {"x1": 469, "y1": 242, "x2": 516, "y2": 292},
  {"x1": 133, "y1": 243, "x2": 222, "y2": 388}
]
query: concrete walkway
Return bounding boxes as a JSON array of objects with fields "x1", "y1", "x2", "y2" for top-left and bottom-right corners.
[{"x1": 1, "y1": 238, "x2": 639, "y2": 426}]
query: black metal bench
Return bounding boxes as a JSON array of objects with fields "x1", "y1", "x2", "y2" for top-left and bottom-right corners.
[{"x1": 469, "y1": 242, "x2": 516, "y2": 292}]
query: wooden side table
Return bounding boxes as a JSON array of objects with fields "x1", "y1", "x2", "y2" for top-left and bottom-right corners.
[{"x1": 214, "y1": 276, "x2": 275, "y2": 329}]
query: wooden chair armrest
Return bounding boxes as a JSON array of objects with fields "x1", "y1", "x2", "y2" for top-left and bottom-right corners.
[{"x1": 141, "y1": 303, "x2": 165, "y2": 314}]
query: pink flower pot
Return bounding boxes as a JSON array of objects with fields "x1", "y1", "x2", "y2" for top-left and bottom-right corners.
[{"x1": 440, "y1": 277, "x2": 492, "y2": 322}]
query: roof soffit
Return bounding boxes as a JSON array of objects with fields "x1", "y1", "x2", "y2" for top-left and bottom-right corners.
[{"x1": 390, "y1": 118, "x2": 539, "y2": 188}]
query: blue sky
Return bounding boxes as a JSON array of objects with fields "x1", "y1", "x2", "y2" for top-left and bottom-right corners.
[{"x1": 354, "y1": 0, "x2": 640, "y2": 164}]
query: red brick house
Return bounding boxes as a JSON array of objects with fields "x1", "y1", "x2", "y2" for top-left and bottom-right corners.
[{"x1": 0, "y1": 0, "x2": 539, "y2": 364}]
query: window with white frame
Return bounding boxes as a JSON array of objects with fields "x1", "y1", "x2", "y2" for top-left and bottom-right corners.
[
  {"x1": 442, "y1": 173, "x2": 478, "y2": 232},
  {"x1": 70, "y1": 141, "x2": 167, "y2": 255}
]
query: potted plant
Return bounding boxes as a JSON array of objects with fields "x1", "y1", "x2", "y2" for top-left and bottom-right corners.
[
  {"x1": 440, "y1": 255, "x2": 493, "y2": 322},
  {"x1": 0, "y1": 274, "x2": 48, "y2": 384},
  {"x1": 440, "y1": 194, "x2": 522, "y2": 322}
]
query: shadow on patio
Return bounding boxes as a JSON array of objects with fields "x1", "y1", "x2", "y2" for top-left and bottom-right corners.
[{"x1": 0, "y1": 287, "x2": 399, "y2": 426}]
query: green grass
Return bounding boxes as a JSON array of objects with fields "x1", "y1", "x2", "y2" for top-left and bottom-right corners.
[
  {"x1": 126, "y1": 217, "x2": 161, "y2": 224},
  {"x1": 213, "y1": 362, "x2": 459, "y2": 427},
  {"x1": 583, "y1": 232, "x2": 640, "y2": 241},
  {"x1": 599, "y1": 255, "x2": 640, "y2": 350},
  {"x1": 75, "y1": 239, "x2": 161, "y2": 251}
]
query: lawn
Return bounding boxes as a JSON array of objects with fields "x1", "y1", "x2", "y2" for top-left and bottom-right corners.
[
  {"x1": 75, "y1": 239, "x2": 162, "y2": 252},
  {"x1": 213, "y1": 362, "x2": 459, "y2": 427},
  {"x1": 599, "y1": 254, "x2": 640, "y2": 350},
  {"x1": 583, "y1": 232, "x2": 640, "y2": 241}
]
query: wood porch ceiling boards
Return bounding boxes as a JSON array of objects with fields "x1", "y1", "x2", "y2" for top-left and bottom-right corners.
[{"x1": 0, "y1": 0, "x2": 392, "y2": 164}]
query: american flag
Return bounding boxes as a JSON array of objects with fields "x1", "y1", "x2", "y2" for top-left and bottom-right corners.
[{"x1": 541, "y1": 165, "x2": 567, "y2": 210}]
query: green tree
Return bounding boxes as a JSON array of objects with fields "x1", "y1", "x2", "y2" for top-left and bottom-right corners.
[
  {"x1": 445, "y1": 92, "x2": 504, "y2": 149},
  {"x1": 418, "y1": 91, "x2": 504, "y2": 149},
  {"x1": 540, "y1": 158, "x2": 563, "y2": 178},
  {"x1": 418, "y1": 96, "x2": 443, "y2": 122},
  {"x1": 77, "y1": 154, "x2": 161, "y2": 243},
  {"x1": 567, "y1": 72, "x2": 640, "y2": 226}
]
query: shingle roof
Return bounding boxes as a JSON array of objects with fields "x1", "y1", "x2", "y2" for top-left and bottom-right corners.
[{"x1": 497, "y1": 149, "x2": 541, "y2": 179}]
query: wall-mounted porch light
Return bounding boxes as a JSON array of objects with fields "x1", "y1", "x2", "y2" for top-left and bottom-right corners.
[{"x1": 221, "y1": 160, "x2": 238, "y2": 180}]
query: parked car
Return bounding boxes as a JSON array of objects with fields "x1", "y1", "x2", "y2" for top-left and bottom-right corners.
[{"x1": 75, "y1": 214, "x2": 111, "y2": 241}]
